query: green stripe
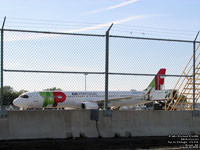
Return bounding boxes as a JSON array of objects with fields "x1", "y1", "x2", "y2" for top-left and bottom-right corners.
[
  {"x1": 40, "y1": 92, "x2": 54, "y2": 107},
  {"x1": 145, "y1": 78, "x2": 155, "y2": 91}
]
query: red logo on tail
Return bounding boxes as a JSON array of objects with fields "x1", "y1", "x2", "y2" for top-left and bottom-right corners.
[{"x1": 155, "y1": 69, "x2": 166, "y2": 90}]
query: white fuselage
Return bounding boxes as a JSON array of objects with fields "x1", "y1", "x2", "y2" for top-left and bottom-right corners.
[{"x1": 13, "y1": 90, "x2": 148, "y2": 109}]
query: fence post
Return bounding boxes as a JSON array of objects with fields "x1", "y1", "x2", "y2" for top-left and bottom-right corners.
[
  {"x1": 0, "y1": 17, "x2": 7, "y2": 118},
  {"x1": 0, "y1": 17, "x2": 6, "y2": 110},
  {"x1": 104, "y1": 23, "x2": 113, "y2": 117},
  {"x1": 193, "y1": 31, "x2": 199, "y2": 115}
]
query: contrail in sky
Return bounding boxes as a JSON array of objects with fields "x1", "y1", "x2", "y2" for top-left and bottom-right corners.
[
  {"x1": 87, "y1": 0, "x2": 139, "y2": 14},
  {"x1": 65, "y1": 15, "x2": 144, "y2": 33}
]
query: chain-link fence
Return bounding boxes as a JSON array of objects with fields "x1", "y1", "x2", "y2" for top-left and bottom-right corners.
[{"x1": 0, "y1": 27, "x2": 199, "y2": 111}]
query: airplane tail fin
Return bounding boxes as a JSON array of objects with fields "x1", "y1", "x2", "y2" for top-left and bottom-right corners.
[{"x1": 144, "y1": 68, "x2": 166, "y2": 94}]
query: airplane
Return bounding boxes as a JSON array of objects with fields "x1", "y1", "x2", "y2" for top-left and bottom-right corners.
[{"x1": 13, "y1": 68, "x2": 169, "y2": 110}]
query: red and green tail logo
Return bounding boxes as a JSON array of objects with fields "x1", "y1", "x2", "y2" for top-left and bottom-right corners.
[
  {"x1": 145, "y1": 68, "x2": 166, "y2": 94},
  {"x1": 40, "y1": 91, "x2": 66, "y2": 107}
]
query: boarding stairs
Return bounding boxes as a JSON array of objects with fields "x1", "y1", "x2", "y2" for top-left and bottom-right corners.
[{"x1": 165, "y1": 43, "x2": 200, "y2": 110}]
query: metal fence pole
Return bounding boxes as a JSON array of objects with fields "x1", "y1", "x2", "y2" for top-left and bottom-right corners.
[
  {"x1": 104, "y1": 23, "x2": 113, "y2": 116},
  {"x1": 0, "y1": 17, "x2": 6, "y2": 110},
  {"x1": 84, "y1": 73, "x2": 88, "y2": 91},
  {"x1": 193, "y1": 31, "x2": 200, "y2": 113}
]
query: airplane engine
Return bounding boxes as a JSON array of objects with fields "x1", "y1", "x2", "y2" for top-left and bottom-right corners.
[{"x1": 81, "y1": 102, "x2": 98, "y2": 109}]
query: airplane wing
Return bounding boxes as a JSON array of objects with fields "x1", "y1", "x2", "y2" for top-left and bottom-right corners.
[
  {"x1": 93, "y1": 96, "x2": 169, "y2": 108},
  {"x1": 92, "y1": 96, "x2": 149, "y2": 108}
]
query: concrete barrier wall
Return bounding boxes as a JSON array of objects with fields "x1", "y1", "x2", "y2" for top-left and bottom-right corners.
[{"x1": 0, "y1": 110, "x2": 199, "y2": 140}]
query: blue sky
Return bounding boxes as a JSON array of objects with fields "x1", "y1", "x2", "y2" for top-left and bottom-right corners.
[
  {"x1": 0, "y1": 0, "x2": 200, "y2": 91},
  {"x1": 0, "y1": 0, "x2": 199, "y2": 32}
]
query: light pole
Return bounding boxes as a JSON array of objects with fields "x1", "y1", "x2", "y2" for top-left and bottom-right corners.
[{"x1": 84, "y1": 73, "x2": 88, "y2": 91}]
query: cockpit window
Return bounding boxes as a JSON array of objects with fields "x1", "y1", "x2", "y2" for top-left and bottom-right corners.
[{"x1": 20, "y1": 95, "x2": 29, "y2": 98}]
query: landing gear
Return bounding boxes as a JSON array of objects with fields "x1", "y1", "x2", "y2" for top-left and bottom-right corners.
[{"x1": 153, "y1": 101, "x2": 165, "y2": 110}]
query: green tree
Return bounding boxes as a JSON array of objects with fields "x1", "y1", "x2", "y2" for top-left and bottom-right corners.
[
  {"x1": 0, "y1": 86, "x2": 27, "y2": 105},
  {"x1": 43, "y1": 87, "x2": 62, "y2": 91}
]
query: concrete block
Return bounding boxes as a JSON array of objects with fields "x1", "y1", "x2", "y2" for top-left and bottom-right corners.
[{"x1": 0, "y1": 110, "x2": 200, "y2": 140}]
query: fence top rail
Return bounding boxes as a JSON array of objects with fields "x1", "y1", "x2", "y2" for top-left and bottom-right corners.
[
  {"x1": 4, "y1": 69, "x2": 192, "y2": 77},
  {"x1": 1, "y1": 28, "x2": 200, "y2": 43},
  {"x1": 2, "y1": 29, "x2": 106, "y2": 37},
  {"x1": 110, "y1": 35, "x2": 200, "y2": 43}
]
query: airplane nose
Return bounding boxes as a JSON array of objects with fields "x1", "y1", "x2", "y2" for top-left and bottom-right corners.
[{"x1": 13, "y1": 98, "x2": 21, "y2": 107}]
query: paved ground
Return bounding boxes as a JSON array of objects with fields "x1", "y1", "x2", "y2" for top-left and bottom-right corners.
[{"x1": 0, "y1": 137, "x2": 185, "y2": 150}]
